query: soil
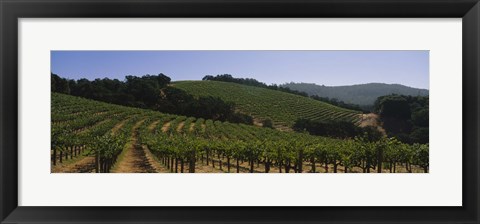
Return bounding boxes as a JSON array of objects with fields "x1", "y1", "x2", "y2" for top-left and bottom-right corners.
[
  {"x1": 161, "y1": 121, "x2": 171, "y2": 133},
  {"x1": 142, "y1": 146, "x2": 170, "y2": 173},
  {"x1": 51, "y1": 155, "x2": 96, "y2": 173},
  {"x1": 147, "y1": 120, "x2": 161, "y2": 131},
  {"x1": 51, "y1": 119, "x2": 130, "y2": 173},
  {"x1": 189, "y1": 123, "x2": 195, "y2": 132},
  {"x1": 176, "y1": 121, "x2": 185, "y2": 133},
  {"x1": 111, "y1": 120, "x2": 157, "y2": 173},
  {"x1": 252, "y1": 117, "x2": 264, "y2": 127},
  {"x1": 358, "y1": 113, "x2": 386, "y2": 135}
]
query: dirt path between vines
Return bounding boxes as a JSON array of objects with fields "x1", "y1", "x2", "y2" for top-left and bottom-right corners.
[
  {"x1": 111, "y1": 120, "x2": 157, "y2": 173},
  {"x1": 51, "y1": 155, "x2": 96, "y2": 173},
  {"x1": 142, "y1": 146, "x2": 171, "y2": 173},
  {"x1": 161, "y1": 121, "x2": 171, "y2": 133},
  {"x1": 176, "y1": 121, "x2": 185, "y2": 133},
  {"x1": 189, "y1": 123, "x2": 195, "y2": 132},
  {"x1": 148, "y1": 120, "x2": 161, "y2": 131},
  {"x1": 252, "y1": 117, "x2": 263, "y2": 127}
]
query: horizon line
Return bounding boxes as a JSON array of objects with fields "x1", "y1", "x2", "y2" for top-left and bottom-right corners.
[{"x1": 53, "y1": 72, "x2": 429, "y2": 90}]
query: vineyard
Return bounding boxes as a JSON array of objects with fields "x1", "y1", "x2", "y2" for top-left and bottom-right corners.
[
  {"x1": 52, "y1": 93, "x2": 428, "y2": 173},
  {"x1": 173, "y1": 81, "x2": 361, "y2": 128}
]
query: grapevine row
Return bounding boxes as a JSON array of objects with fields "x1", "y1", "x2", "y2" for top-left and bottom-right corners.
[{"x1": 52, "y1": 93, "x2": 428, "y2": 173}]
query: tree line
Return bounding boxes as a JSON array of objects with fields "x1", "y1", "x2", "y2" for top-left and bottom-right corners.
[
  {"x1": 51, "y1": 73, "x2": 253, "y2": 125},
  {"x1": 374, "y1": 94, "x2": 429, "y2": 144},
  {"x1": 293, "y1": 119, "x2": 383, "y2": 141}
]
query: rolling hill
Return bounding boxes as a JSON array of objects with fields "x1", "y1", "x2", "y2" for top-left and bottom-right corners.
[
  {"x1": 173, "y1": 80, "x2": 361, "y2": 128},
  {"x1": 281, "y1": 82, "x2": 429, "y2": 106}
]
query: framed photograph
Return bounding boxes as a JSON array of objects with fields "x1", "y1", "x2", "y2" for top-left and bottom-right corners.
[{"x1": 1, "y1": 0, "x2": 479, "y2": 223}]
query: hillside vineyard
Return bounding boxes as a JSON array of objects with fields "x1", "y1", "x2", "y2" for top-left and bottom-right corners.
[
  {"x1": 174, "y1": 81, "x2": 361, "y2": 128},
  {"x1": 51, "y1": 93, "x2": 429, "y2": 173}
]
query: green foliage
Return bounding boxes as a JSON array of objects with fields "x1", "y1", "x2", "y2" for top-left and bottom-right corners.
[
  {"x1": 374, "y1": 94, "x2": 429, "y2": 144},
  {"x1": 412, "y1": 108, "x2": 429, "y2": 127},
  {"x1": 51, "y1": 73, "x2": 253, "y2": 125},
  {"x1": 203, "y1": 74, "x2": 366, "y2": 112},
  {"x1": 52, "y1": 93, "x2": 429, "y2": 173},
  {"x1": 283, "y1": 82, "x2": 429, "y2": 106},
  {"x1": 374, "y1": 95, "x2": 411, "y2": 119},
  {"x1": 293, "y1": 119, "x2": 382, "y2": 140},
  {"x1": 409, "y1": 127, "x2": 429, "y2": 144},
  {"x1": 51, "y1": 73, "x2": 70, "y2": 94},
  {"x1": 174, "y1": 80, "x2": 361, "y2": 127}
]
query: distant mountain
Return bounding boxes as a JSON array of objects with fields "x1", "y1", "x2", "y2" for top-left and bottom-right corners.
[{"x1": 281, "y1": 83, "x2": 429, "y2": 106}]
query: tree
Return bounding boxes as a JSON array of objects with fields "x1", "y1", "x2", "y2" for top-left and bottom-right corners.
[
  {"x1": 412, "y1": 108, "x2": 429, "y2": 127},
  {"x1": 262, "y1": 118, "x2": 273, "y2": 128},
  {"x1": 51, "y1": 73, "x2": 70, "y2": 94},
  {"x1": 410, "y1": 127, "x2": 429, "y2": 144},
  {"x1": 374, "y1": 94, "x2": 428, "y2": 144},
  {"x1": 375, "y1": 95, "x2": 411, "y2": 119}
]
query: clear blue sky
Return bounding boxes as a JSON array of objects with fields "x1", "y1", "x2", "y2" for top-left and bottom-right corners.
[{"x1": 51, "y1": 50, "x2": 429, "y2": 89}]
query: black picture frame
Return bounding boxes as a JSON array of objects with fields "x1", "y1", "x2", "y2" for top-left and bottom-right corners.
[{"x1": 1, "y1": 0, "x2": 479, "y2": 223}]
